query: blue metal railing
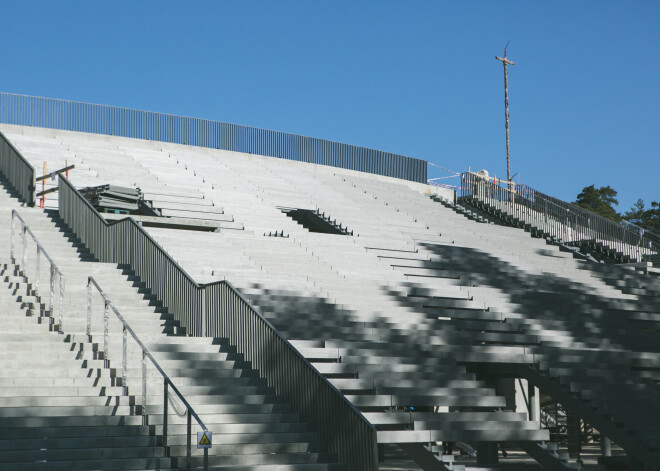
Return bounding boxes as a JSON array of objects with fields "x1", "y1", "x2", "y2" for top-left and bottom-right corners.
[{"x1": 0, "y1": 92, "x2": 426, "y2": 183}]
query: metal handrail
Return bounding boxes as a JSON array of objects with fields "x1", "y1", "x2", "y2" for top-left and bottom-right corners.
[
  {"x1": 10, "y1": 209, "x2": 64, "y2": 328},
  {"x1": 59, "y1": 175, "x2": 379, "y2": 471},
  {"x1": 622, "y1": 220, "x2": 660, "y2": 246},
  {"x1": 86, "y1": 276, "x2": 208, "y2": 471},
  {"x1": 0, "y1": 91, "x2": 426, "y2": 183},
  {"x1": 460, "y1": 172, "x2": 659, "y2": 261}
]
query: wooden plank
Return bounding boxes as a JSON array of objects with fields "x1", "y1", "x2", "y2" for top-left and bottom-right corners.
[
  {"x1": 35, "y1": 164, "x2": 75, "y2": 182},
  {"x1": 35, "y1": 187, "x2": 59, "y2": 198}
]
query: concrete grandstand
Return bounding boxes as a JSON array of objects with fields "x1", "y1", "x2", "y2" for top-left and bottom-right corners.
[{"x1": 1, "y1": 94, "x2": 659, "y2": 471}]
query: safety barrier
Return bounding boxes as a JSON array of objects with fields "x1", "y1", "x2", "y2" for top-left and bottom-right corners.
[
  {"x1": 58, "y1": 175, "x2": 378, "y2": 471},
  {"x1": 0, "y1": 92, "x2": 426, "y2": 183},
  {"x1": 10, "y1": 209, "x2": 64, "y2": 328},
  {"x1": 460, "y1": 172, "x2": 658, "y2": 262},
  {"x1": 87, "y1": 276, "x2": 209, "y2": 471},
  {"x1": 0, "y1": 128, "x2": 34, "y2": 205}
]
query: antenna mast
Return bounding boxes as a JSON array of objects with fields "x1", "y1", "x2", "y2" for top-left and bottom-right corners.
[{"x1": 495, "y1": 43, "x2": 515, "y2": 181}]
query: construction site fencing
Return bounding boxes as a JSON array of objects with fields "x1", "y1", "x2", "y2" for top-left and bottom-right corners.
[
  {"x1": 0, "y1": 92, "x2": 426, "y2": 183},
  {"x1": 58, "y1": 175, "x2": 378, "y2": 471},
  {"x1": 0, "y1": 128, "x2": 34, "y2": 205},
  {"x1": 460, "y1": 172, "x2": 658, "y2": 262}
]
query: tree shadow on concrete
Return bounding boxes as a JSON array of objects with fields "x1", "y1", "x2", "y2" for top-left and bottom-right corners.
[
  {"x1": 399, "y1": 241, "x2": 660, "y2": 355},
  {"x1": 374, "y1": 241, "x2": 660, "y2": 436}
]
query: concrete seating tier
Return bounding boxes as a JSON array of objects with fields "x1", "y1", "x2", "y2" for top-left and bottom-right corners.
[
  {"x1": 0, "y1": 185, "x2": 345, "y2": 471},
  {"x1": 4, "y1": 125, "x2": 660, "y2": 468}
]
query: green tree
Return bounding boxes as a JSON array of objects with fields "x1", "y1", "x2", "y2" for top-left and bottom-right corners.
[
  {"x1": 649, "y1": 202, "x2": 660, "y2": 232},
  {"x1": 573, "y1": 185, "x2": 621, "y2": 222},
  {"x1": 623, "y1": 199, "x2": 660, "y2": 232},
  {"x1": 646, "y1": 201, "x2": 660, "y2": 232},
  {"x1": 623, "y1": 199, "x2": 647, "y2": 225}
]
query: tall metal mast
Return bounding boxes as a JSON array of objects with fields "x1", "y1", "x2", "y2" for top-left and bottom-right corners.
[{"x1": 495, "y1": 43, "x2": 515, "y2": 182}]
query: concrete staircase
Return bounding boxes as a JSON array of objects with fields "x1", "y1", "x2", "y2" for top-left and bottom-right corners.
[
  {"x1": 0, "y1": 182, "x2": 345, "y2": 470},
  {"x1": 0, "y1": 262, "x2": 171, "y2": 471},
  {"x1": 349, "y1": 175, "x2": 660, "y2": 468},
  {"x1": 4, "y1": 125, "x2": 660, "y2": 468}
]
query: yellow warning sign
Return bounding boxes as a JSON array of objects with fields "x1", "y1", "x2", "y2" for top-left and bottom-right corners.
[{"x1": 197, "y1": 431, "x2": 212, "y2": 449}]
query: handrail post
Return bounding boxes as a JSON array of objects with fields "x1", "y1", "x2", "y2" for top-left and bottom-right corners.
[
  {"x1": 58, "y1": 273, "x2": 64, "y2": 332},
  {"x1": 186, "y1": 409, "x2": 192, "y2": 471},
  {"x1": 103, "y1": 300, "x2": 109, "y2": 367},
  {"x1": 201, "y1": 288, "x2": 207, "y2": 337},
  {"x1": 49, "y1": 265, "x2": 55, "y2": 315},
  {"x1": 21, "y1": 225, "x2": 27, "y2": 272},
  {"x1": 10, "y1": 212, "x2": 15, "y2": 263},
  {"x1": 86, "y1": 279, "x2": 92, "y2": 336},
  {"x1": 122, "y1": 324, "x2": 128, "y2": 395},
  {"x1": 141, "y1": 350, "x2": 147, "y2": 426},
  {"x1": 163, "y1": 381, "x2": 169, "y2": 454},
  {"x1": 35, "y1": 246, "x2": 40, "y2": 295}
]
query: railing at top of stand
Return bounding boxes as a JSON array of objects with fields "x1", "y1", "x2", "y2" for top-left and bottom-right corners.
[
  {"x1": 0, "y1": 128, "x2": 35, "y2": 206},
  {"x1": 86, "y1": 276, "x2": 208, "y2": 471},
  {"x1": 0, "y1": 91, "x2": 426, "y2": 183},
  {"x1": 58, "y1": 175, "x2": 378, "y2": 471},
  {"x1": 9, "y1": 209, "x2": 64, "y2": 329},
  {"x1": 622, "y1": 220, "x2": 660, "y2": 247},
  {"x1": 460, "y1": 171, "x2": 659, "y2": 262}
]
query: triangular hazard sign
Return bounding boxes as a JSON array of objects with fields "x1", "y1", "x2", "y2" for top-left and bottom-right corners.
[{"x1": 199, "y1": 432, "x2": 211, "y2": 446}]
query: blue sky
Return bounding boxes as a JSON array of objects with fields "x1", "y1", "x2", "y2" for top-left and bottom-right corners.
[{"x1": 1, "y1": 1, "x2": 658, "y2": 212}]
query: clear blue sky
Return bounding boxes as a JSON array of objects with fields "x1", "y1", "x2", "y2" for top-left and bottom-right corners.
[{"x1": 1, "y1": 1, "x2": 658, "y2": 212}]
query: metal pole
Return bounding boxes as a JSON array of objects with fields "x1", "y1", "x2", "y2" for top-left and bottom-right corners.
[
  {"x1": 496, "y1": 44, "x2": 515, "y2": 182},
  {"x1": 103, "y1": 301, "x2": 109, "y2": 367},
  {"x1": 22, "y1": 226, "x2": 27, "y2": 272},
  {"x1": 50, "y1": 265, "x2": 55, "y2": 315},
  {"x1": 141, "y1": 350, "x2": 147, "y2": 426},
  {"x1": 504, "y1": 60, "x2": 511, "y2": 181},
  {"x1": 58, "y1": 274, "x2": 64, "y2": 332},
  {"x1": 86, "y1": 280, "x2": 92, "y2": 336},
  {"x1": 186, "y1": 409, "x2": 192, "y2": 471},
  {"x1": 35, "y1": 246, "x2": 40, "y2": 295},
  {"x1": 163, "y1": 381, "x2": 169, "y2": 454},
  {"x1": 201, "y1": 288, "x2": 207, "y2": 337},
  {"x1": 10, "y1": 213, "x2": 15, "y2": 263},
  {"x1": 122, "y1": 325, "x2": 128, "y2": 394}
]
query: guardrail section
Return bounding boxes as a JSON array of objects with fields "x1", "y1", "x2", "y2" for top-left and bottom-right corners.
[
  {"x1": 0, "y1": 128, "x2": 35, "y2": 205},
  {"x1": 58, "y1": 175, "x2": 378, "y2": 471},
  {"x1": 10, "y1": 209, "x2": 64, "y2": 328},
  {"x1": 460, "y1": 171, "x2": 658, "y2": 262},
  {"x1": 0, "y1": 92, "x2": 426, "y2": 183},
  {"x1": 87, "y1": 276, "x2": 209, "y2": 471}
]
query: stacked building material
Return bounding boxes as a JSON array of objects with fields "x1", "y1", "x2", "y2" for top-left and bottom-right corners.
[{"x1": 79, "y1": 184, "x2": 142, "y2": 212}]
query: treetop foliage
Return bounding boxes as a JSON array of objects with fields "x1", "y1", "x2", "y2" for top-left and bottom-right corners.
[
  {"x1": 573, "y1": 185, "x2": 660, "y2": 233},
  {"x1": 573, "y1": 185, "x2": 621, "y2": 223}
]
